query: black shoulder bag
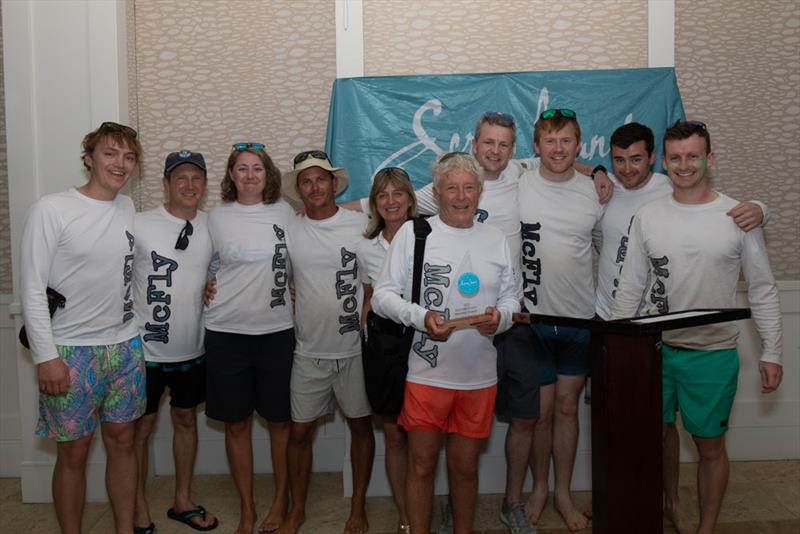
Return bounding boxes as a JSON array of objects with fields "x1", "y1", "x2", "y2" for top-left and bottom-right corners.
[
  {"x1": 18, "y1": 287, "x2": 67, "y2": 350},
  {"x1": 363, "y1": 216, "x2": 431, "y2": 416}
]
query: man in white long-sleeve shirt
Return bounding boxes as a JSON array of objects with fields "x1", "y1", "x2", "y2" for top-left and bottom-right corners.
[
  {"x1": 596, "y1": 122, "x2": 767, "y2": 322},
  {"x1": 132, "y1": 150, "x2": 217, "y2": 532},
  {"x1": 518, "y1": 109, "x2": 604, "y2": 532},
  {"x1": 280, "y1": 151, "x2": 375, "y2": 534},
  {"x1": 372, "y1": 152, "x2": 521, "y2": 534},
  {"x1": 20, "y1": 122, "x2": 146, "y2": 534},
  {"x1": 611, "y1": 120, "x2": 783, "y2": 534}
]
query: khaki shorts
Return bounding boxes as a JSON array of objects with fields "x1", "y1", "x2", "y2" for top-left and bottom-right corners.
[{"x1": 290, "y1": 354, "x2": 372, "y2": 422}]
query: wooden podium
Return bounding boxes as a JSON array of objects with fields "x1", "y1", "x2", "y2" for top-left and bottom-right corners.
[{"x1": 515, "y1": 308, "x2": 750, "y2": 534}]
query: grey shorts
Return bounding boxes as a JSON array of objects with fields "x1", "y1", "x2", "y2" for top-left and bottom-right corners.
[{"x1": 290, "y1": 353, "x2": 372, "y2": 422}]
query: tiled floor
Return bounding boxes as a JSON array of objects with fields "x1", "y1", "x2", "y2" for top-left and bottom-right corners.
[{"x1": 1, "y1": 460, "x2": 798, "y2": 533}]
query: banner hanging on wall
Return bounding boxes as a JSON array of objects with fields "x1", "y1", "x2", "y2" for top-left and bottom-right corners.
[{"x1": 325, "y1": 67, "x2": 685, "y2": 201}]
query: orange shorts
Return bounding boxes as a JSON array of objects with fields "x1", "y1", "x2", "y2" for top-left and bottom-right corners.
[{"x1": 398, "y1": 382, "x2": 497, "y2": 438}]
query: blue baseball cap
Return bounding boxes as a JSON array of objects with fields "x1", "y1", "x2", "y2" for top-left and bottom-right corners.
[{"x1": 164, "y1": 150, "x2": 207, "y2": 176}]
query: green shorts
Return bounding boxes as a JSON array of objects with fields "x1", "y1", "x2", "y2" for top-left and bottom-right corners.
[{"x1": 662, "y1": 344, "x2": 739, "y2": 438}]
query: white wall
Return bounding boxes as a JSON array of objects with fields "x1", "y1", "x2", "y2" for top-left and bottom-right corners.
[{"x1": 2, "y1": 0, "x2": 131, "y2": 501}]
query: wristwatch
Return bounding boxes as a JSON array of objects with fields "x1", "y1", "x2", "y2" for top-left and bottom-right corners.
[{"x1": 591, "y1": 164, "x2": 607, "y2": 180}]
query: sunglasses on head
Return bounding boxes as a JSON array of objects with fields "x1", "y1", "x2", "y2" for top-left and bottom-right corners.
[
  {"x1": 379, "y1": 167, "x2": 411, "y2": 181},
  {"x1": 232, "y1": 142, "x2": 265, "y2": 150},
  {"x1": 436, "y1": 151, "x2": 472, "y2": 164},
  {"x1": 293, "y1": 150, "x2": 330, "y2": 167},
  {"x1": 680, "y1": 120, "x2": 707, "y2": 130},
  {"x1": 175, "y1": 220, "x2": 193, "y2": 250},
  {"x1": 100, "y1": 121, "x2": 138, "y2": 138},
  {"x1": 483, "y1": 111, "x2": 515, "y2": 124},
  {"x1": 539, "y1": 108, "x2": 577, "y2": 120}
]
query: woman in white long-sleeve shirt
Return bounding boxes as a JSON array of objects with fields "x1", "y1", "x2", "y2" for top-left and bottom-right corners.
[
  {"x1": 355, "y1": 167, "x2": 417, "y2": 534},
  {"x1": 204, "y1": 144, "x2": 294, "y2": 534}
]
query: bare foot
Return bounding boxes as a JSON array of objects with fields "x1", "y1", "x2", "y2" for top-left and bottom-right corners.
[
  {"x1": 583, "y1": 507, "x2": 592, "y2": 520},
  {"x1": 344, "y1": 507, "x2": 369, "y2": 534},
  {"x1": 664, "y1": 502, "x2": 692, "y2": 534},
  {"x1": 525, "y1": 484, "x2": 549, "y2": 524},
  {"x1": 234, "y1": 518, "x2": 255, "y2": 534},
  {"x1": 259, "y1": 498, "x2": 288, "y2": 533},
  {"x1": 276, "y1": 511, "x2": 305, "y2": 534},
  {"x1": 234, "y1": 504, "x2": 256, "y2": 534},
  {"x1": 554, "y1": 492, "x2": 589, "y2": 532}
]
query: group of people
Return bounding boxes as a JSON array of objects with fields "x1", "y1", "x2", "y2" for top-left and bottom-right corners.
[{"x1": 19, "y1": 107, "x2": 782, "y2": 534}]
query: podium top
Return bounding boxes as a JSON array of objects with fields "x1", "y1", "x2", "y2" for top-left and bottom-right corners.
[{"x1": 512, "y1": 308, "x2": 751, "y2": 336}]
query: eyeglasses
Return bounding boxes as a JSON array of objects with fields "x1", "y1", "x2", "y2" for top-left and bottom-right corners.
[
  {"x1": 483, "y1": 111, "x2": 515, "y2": 124},
  {"x1": 232, "y1": 142, "x2": 265, "y2": 150},
  {"x1": 99, "y1": 121, "x2": 138, "y2": 138},
  {"x1": 293, "y1": 150, "x2": 330, "y2": 167},
  {"x1": 175, "y1": 220, "x2": 193, "y2": 250},
  {"x1": 539, "y1": 108, "x2": 577, "y2": 120}
]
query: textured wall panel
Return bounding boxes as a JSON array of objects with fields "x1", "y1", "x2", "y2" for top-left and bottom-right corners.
[
  {"x1": 675, "y1": 0, "x2": 799, "y2": 279},
  {"x1": 0, "y1": 6, "x2": 11, "y2": 294},
  {"x1": 362, "y1": 0, "x2": 648, "y2": 75},
  {"x1": 128, "y1": 0, "x2": 336, "y2": 211}
]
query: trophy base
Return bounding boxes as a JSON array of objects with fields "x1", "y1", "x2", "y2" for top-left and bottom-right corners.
[{"x1": 442, "y1": 312, "x2": 494, "y2": 329}]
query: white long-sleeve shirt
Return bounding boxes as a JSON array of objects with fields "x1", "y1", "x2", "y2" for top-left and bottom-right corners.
[
  {"x1": 595, "y1": 173, "x2": 674, "y2": 319},
  {"x1": 20, "y1": 188, "x2": 138, "y2": 364},
  {"x1": 596, "y1": 173, "x2": 770, "y2": 320},
  {"x1": 205, "y1": 200, "x2": 294, "y2": 335},
  {"x1": 371, "y1": 216, "x2": 521, "y2": 390},
  {"x1": 287, "y1": 208, "x2": 369, "y2": 360},
  {"x1": 611, "y1": 193, "x2": 782, "y2": 364},
  {"x1": 133, "y1": 206, "x2": 213, "y2": 363},
  {"x1": 518, "y1": 168, "x2": 605, "y2": 318}
]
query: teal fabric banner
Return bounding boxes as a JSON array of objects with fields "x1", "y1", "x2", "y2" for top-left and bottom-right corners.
[{"x1": 325, "y1": 67, "x2": 685, "y2": 201}]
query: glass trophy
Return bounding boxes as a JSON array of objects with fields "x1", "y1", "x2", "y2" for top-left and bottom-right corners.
[{"x1": 442, "y1": 251, "x2": 493, "y2": 328}]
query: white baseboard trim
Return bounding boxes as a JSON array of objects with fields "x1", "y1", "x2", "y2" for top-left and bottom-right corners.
[
  {"x1": 151, "y1": 434, "x2": 346, "y2": 475},
  {"x1": 0, "y1": 439, "x2": 22, "y2": 477}
]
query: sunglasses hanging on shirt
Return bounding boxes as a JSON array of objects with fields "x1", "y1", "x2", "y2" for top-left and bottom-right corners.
[{"x1": 175, "y1": 220, "x2": 193, "y2": 250}]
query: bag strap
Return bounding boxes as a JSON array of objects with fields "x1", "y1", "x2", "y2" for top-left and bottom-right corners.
[{"x1": 411, "y1": 217, "x2": 431, "y2": 305}]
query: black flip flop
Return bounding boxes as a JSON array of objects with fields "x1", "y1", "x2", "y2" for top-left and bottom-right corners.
[
  {"x1": 167, "y1": 505, "x2": 219, "y2": 531},
  {"x1": 133, "y1": 523, "x2": 156, "y2": 534}
]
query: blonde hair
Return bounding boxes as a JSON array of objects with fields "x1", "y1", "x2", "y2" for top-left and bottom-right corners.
[{"x1": 364, "y1": 168, "x2": 417, "y2": 239}]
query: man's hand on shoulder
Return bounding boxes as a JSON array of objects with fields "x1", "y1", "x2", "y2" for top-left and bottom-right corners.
[
  {"x1": 38, "y1": 358, "x2": 70, "y2": 396},
  {"x1": 593, "y1": 169, "x2": 613, "y2": 204},
  {"x1": 727, "y1": 202, "x2": 764, "y2": 232},
  {"x1": 424, "y1": 310, "x2": 455, "y2": 341},
  {"x1": 759, "y1": 361, "x2": 783, "y2": 393}
]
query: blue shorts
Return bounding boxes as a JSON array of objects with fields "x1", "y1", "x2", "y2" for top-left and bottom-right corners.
[
  {"x1": 495, "y1": 322, "x2": 540, "y2": 419},
  {"x1": 36, "y1": 336, "x2": 146, "y2": 441},
  {"x1": 530, "y1": 324, "x2": 590, "y2": 385}
]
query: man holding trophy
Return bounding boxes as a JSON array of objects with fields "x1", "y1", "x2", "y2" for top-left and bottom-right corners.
[{"x1": 371, "y1": 152, "x2": 521, "y2": 534}]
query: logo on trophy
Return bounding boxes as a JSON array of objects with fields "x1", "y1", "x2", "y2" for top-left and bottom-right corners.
[{"x1": 443, "y1": 252, "x2": 493, "y2": 329}]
